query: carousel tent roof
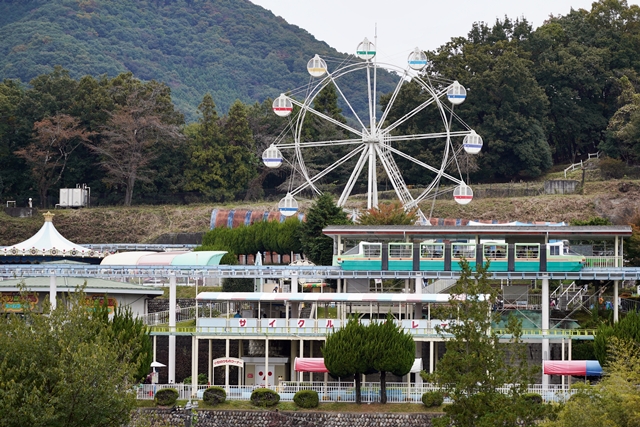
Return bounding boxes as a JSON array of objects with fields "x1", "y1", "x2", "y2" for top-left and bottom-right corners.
[{"x1": 1, "y1": 212, "x2": 104, "y2": 258}]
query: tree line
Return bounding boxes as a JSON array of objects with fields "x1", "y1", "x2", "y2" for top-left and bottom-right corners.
[{"x1": 2, "y1": 1, "x2": 640, "y2": 207}]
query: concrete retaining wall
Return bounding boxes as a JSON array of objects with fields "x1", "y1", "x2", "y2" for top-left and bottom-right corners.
[{"x1": 130, "y1": 408, "x2": 439, "y2": 427}]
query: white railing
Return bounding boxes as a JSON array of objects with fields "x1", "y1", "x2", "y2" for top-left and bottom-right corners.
[
  {"x1": 564, "y1": 151, "x2": 600, "y2": 177},
  {"x1": 140, "y1": 306, "x2": 197, "y2": 326},
  {"x1": 584, "y1": 256, "x2": 623, "y2": 268},
  {"x1": 135, "y1": 382, "x2": 577, "y2": 403}
]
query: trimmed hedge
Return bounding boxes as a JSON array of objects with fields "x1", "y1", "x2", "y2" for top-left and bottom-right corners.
[
  {"x1": 250, "y1": 388, "x2": 280, "y2": 407},
  {"x1": 154, "y1": 388, "x2": 179, "y2": 407},
  {"x1": 422, "y1": 391, "x2": 444, "y2": 407},
  {"x1": 293, "y1": 390, "x2": 319, "y2": 408},
  {"x1": 203, "y1": 386, "x2": 227, "y2": 406}
]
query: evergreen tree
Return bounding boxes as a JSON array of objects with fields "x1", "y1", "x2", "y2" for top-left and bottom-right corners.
[
  {"x1": 298, "y1": 193, "x2": 350, "y2": 265},
  {"x1": 323, "y1": 317, "x2": 374, "y2": 404},
  {"x1": 369, "y1": 313, "x2": 415, "y2": 404},
  {"x1": 426, "y1": 260, "x2": 548, "y2": 427}
]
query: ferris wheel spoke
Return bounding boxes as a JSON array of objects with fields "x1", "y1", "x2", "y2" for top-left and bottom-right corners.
[
  {"x1": 290, "y1": 145, "x2": 366, "y2": 197},
  {"x1": 338, "y1": 147, "x2": 370, "y2": 207},
  {"x1": 382, "y1": 86, "x2": 448, "y2": 134},
  {"x1": 328, "y1": 74, "x2": 369, "y2": 134},
  {"x1": 377, "y1": 70, "x2": 408, "y2": 133},
  {"x1": 385, "y1": 130, "x2": 472, "y2": 143},
  {"x1": 276, "y1": 138, "x2": 363, "y2": 149},
  {"x1": 289, "y1": 98, "x2": 363, "y2": 137},
  {"x1": 374, "y1": 145, "x2": 417, "y2": 207},
  {"x1": 383, "y1": 144, "x2": 463, "y2": 183}
]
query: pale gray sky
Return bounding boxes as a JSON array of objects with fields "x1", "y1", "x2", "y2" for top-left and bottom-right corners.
[{"x1": 251, "y1": 0, "x2": 639, "y2": 68}]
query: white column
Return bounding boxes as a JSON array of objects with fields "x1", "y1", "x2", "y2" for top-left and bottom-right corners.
[
  {"x1": 614, "y1": 235, "x2": 620, "y2": 322},
  {"x1": 299, "y1": 339, "x2": 304, "y2": 382},
  {"x1": 415, "y1": 277, "x2": 422, "y2": 295},
  {"x1": 191, "y1": 336, "x2": 198, "y2": 397},
  {"x1": 168, "y1": 274, "x2": 177, "y2": 384},
  {"x1": 541, "y1": 275, "x2": 550, "y2": 389},
  {"x1": 291, "y1": 273, "x2": 298, "y2": 294},
  {"x1": 265, "y1": 337, "x2": 270, "y2": 387},
  {"x1": 561, "y1": 338, "x2": 565, "y2": 390},
  {"x1": 225, "y1": 339, "x2": 230, "y2": 393},
  {"x1": 49, "y1": 272, "x2": 57, "y2": 310},
  {"x1": 429, "y1": 341, "x2": 434, "y2": 373},
  {"x1": 208, "y1": 340, "x2": 212, "y2": 385}
]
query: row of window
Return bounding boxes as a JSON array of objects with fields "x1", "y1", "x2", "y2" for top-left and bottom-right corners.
[{"x1": 360, "y1": 243, "x2": 549, "y2": 260}]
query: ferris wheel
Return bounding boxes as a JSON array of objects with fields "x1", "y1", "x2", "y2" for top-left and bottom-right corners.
[{"x1": 263, "y1": 38, "x2": 483, "y2": 223}]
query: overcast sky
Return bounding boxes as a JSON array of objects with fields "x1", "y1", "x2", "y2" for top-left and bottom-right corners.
[{"x1": 250, "y1": 0, "x2": 639, "y2": 68}]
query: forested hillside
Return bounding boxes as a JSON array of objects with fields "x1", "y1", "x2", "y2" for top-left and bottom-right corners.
[
  {"x1": 0, "y1": 0, "x2": 639, "y2": 211},
  {"x1": 0, "y1": 0, "x2": 369, "y2": 119}
]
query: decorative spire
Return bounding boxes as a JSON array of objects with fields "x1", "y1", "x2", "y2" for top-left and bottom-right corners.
[{"x1": 43, "y1": 211, "x2": 55, "y2": 222}]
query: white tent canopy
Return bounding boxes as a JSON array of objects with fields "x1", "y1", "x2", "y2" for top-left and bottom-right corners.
[{"x1": 1, "y1": 212, "x2": 104, "y2": 258}]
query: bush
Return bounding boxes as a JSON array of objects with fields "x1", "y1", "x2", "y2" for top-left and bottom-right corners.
[
  {"x1": 422, "y1": 391, "x2": 444, "y2": 407},
  {"x1": 600, "y1": 157, "x2": 627, "y2": 179},
  {"x1": 250, "y1": 388, "x2": 280, "y2": 407},
  {"x1": 521, "y1": 392, "x2": 543, "y2": 405},
  {"x1": 293, "y1": 390, "x2": 319, "y2": 408},
  {"x1": 154, "y1": 388, "x2": 179, "y2": 406},
  {"x1": 202, "y1": 386, "x2": 226, "y2": 406}
]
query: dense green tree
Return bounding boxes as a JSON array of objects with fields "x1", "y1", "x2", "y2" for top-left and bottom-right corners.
[
  {"x1": 221, "y1": 100, "x2": 258, "y2": 200},
  {"x1": 184, "y1": 94, "x2": 226, "y2": 198},
  {"x1": 603, "y1": 75, "x2": 640, "y2": 164},
  {"x1": 369, "y1": 313, "x2": 415, "y2": 404},
  {"x1": 594, "y1": 310, "x2": 640, "y2": 366},
  {"x1": 323, "y1": 316, "x2": 373, "y2": 404},
  {"x1": 298, "y1": 193, "x2": 350, "y2": 265},
  {"x1": 426, "y1": 260, "x2": 547, "y2": 427},
  {"x1": 0, "y1": 291, "x2": 140, "y2": 427},
  {"x1": 0, "y1": 79, "x2": 30, "y2": 202},
  {"x1": 104, "y1": 306, "x2": 153, "y2": 382}
]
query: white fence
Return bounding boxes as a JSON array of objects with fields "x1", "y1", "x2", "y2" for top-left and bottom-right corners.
[{"x1": 136, "y1": 382, "x2": 577, "y2": 404}]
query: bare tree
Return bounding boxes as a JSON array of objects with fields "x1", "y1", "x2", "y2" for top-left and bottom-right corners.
[
  {"x1": 87, "y1": 89, "x2": 182, "y2": 206},
  {"x1": 15, "y1": 113, "x2": 93, "y2": 207}
]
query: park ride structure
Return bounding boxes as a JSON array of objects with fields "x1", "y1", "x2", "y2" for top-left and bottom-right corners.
[{"x1": 263, "y1": 38, "x2": 483, "y2": 222}]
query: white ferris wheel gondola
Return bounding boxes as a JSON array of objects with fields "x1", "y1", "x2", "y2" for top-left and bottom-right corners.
[
  {"x1": 407, "y1": 48, "x2": 427, "y2": 71},
  {"x1": 356, "y1": 37, "x2": 376, "y2": 60},
  {"x1": 463, "y1": 131, "x2": 483, "y2": 154},
  {"x1": 307, "y1": 55, "x2": 328, "y2": 77},
  {"x1": 453, "y1": 184, "x2": 473, "y2": 205},
  {"x1": 262, "y1": 144, "x2": 283, "y2": 168},
  {"x1": 279, "y1": 193, "x2": 298, "y2": 217},
  {"x1": 272, "y1": 94, "x2": 293, "y2": 117},
  {"x1": 447, "y1": 81, "x2": 466, "y2": 105}
]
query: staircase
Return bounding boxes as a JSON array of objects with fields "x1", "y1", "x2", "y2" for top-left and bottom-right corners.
[{"x1": 423, "y1": 279, "x2": 458, "y2": 294}]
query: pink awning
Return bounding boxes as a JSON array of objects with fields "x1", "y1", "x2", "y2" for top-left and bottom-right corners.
[
  {"x1": 544, "y1": 360, "x2": 602, "y2": 376},
  {"x1": 294, "y1": 357, "x2": 328, "y2": 373}
]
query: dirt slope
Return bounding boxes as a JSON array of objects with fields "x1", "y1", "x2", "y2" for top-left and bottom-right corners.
[{"x1": 1, "y1": 180, "x2": 638, "y2": 246}]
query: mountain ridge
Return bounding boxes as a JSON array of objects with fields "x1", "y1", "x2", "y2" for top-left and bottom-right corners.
[{"x1": 0, "y1": 0, "x2": 375, "y2": 120}]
